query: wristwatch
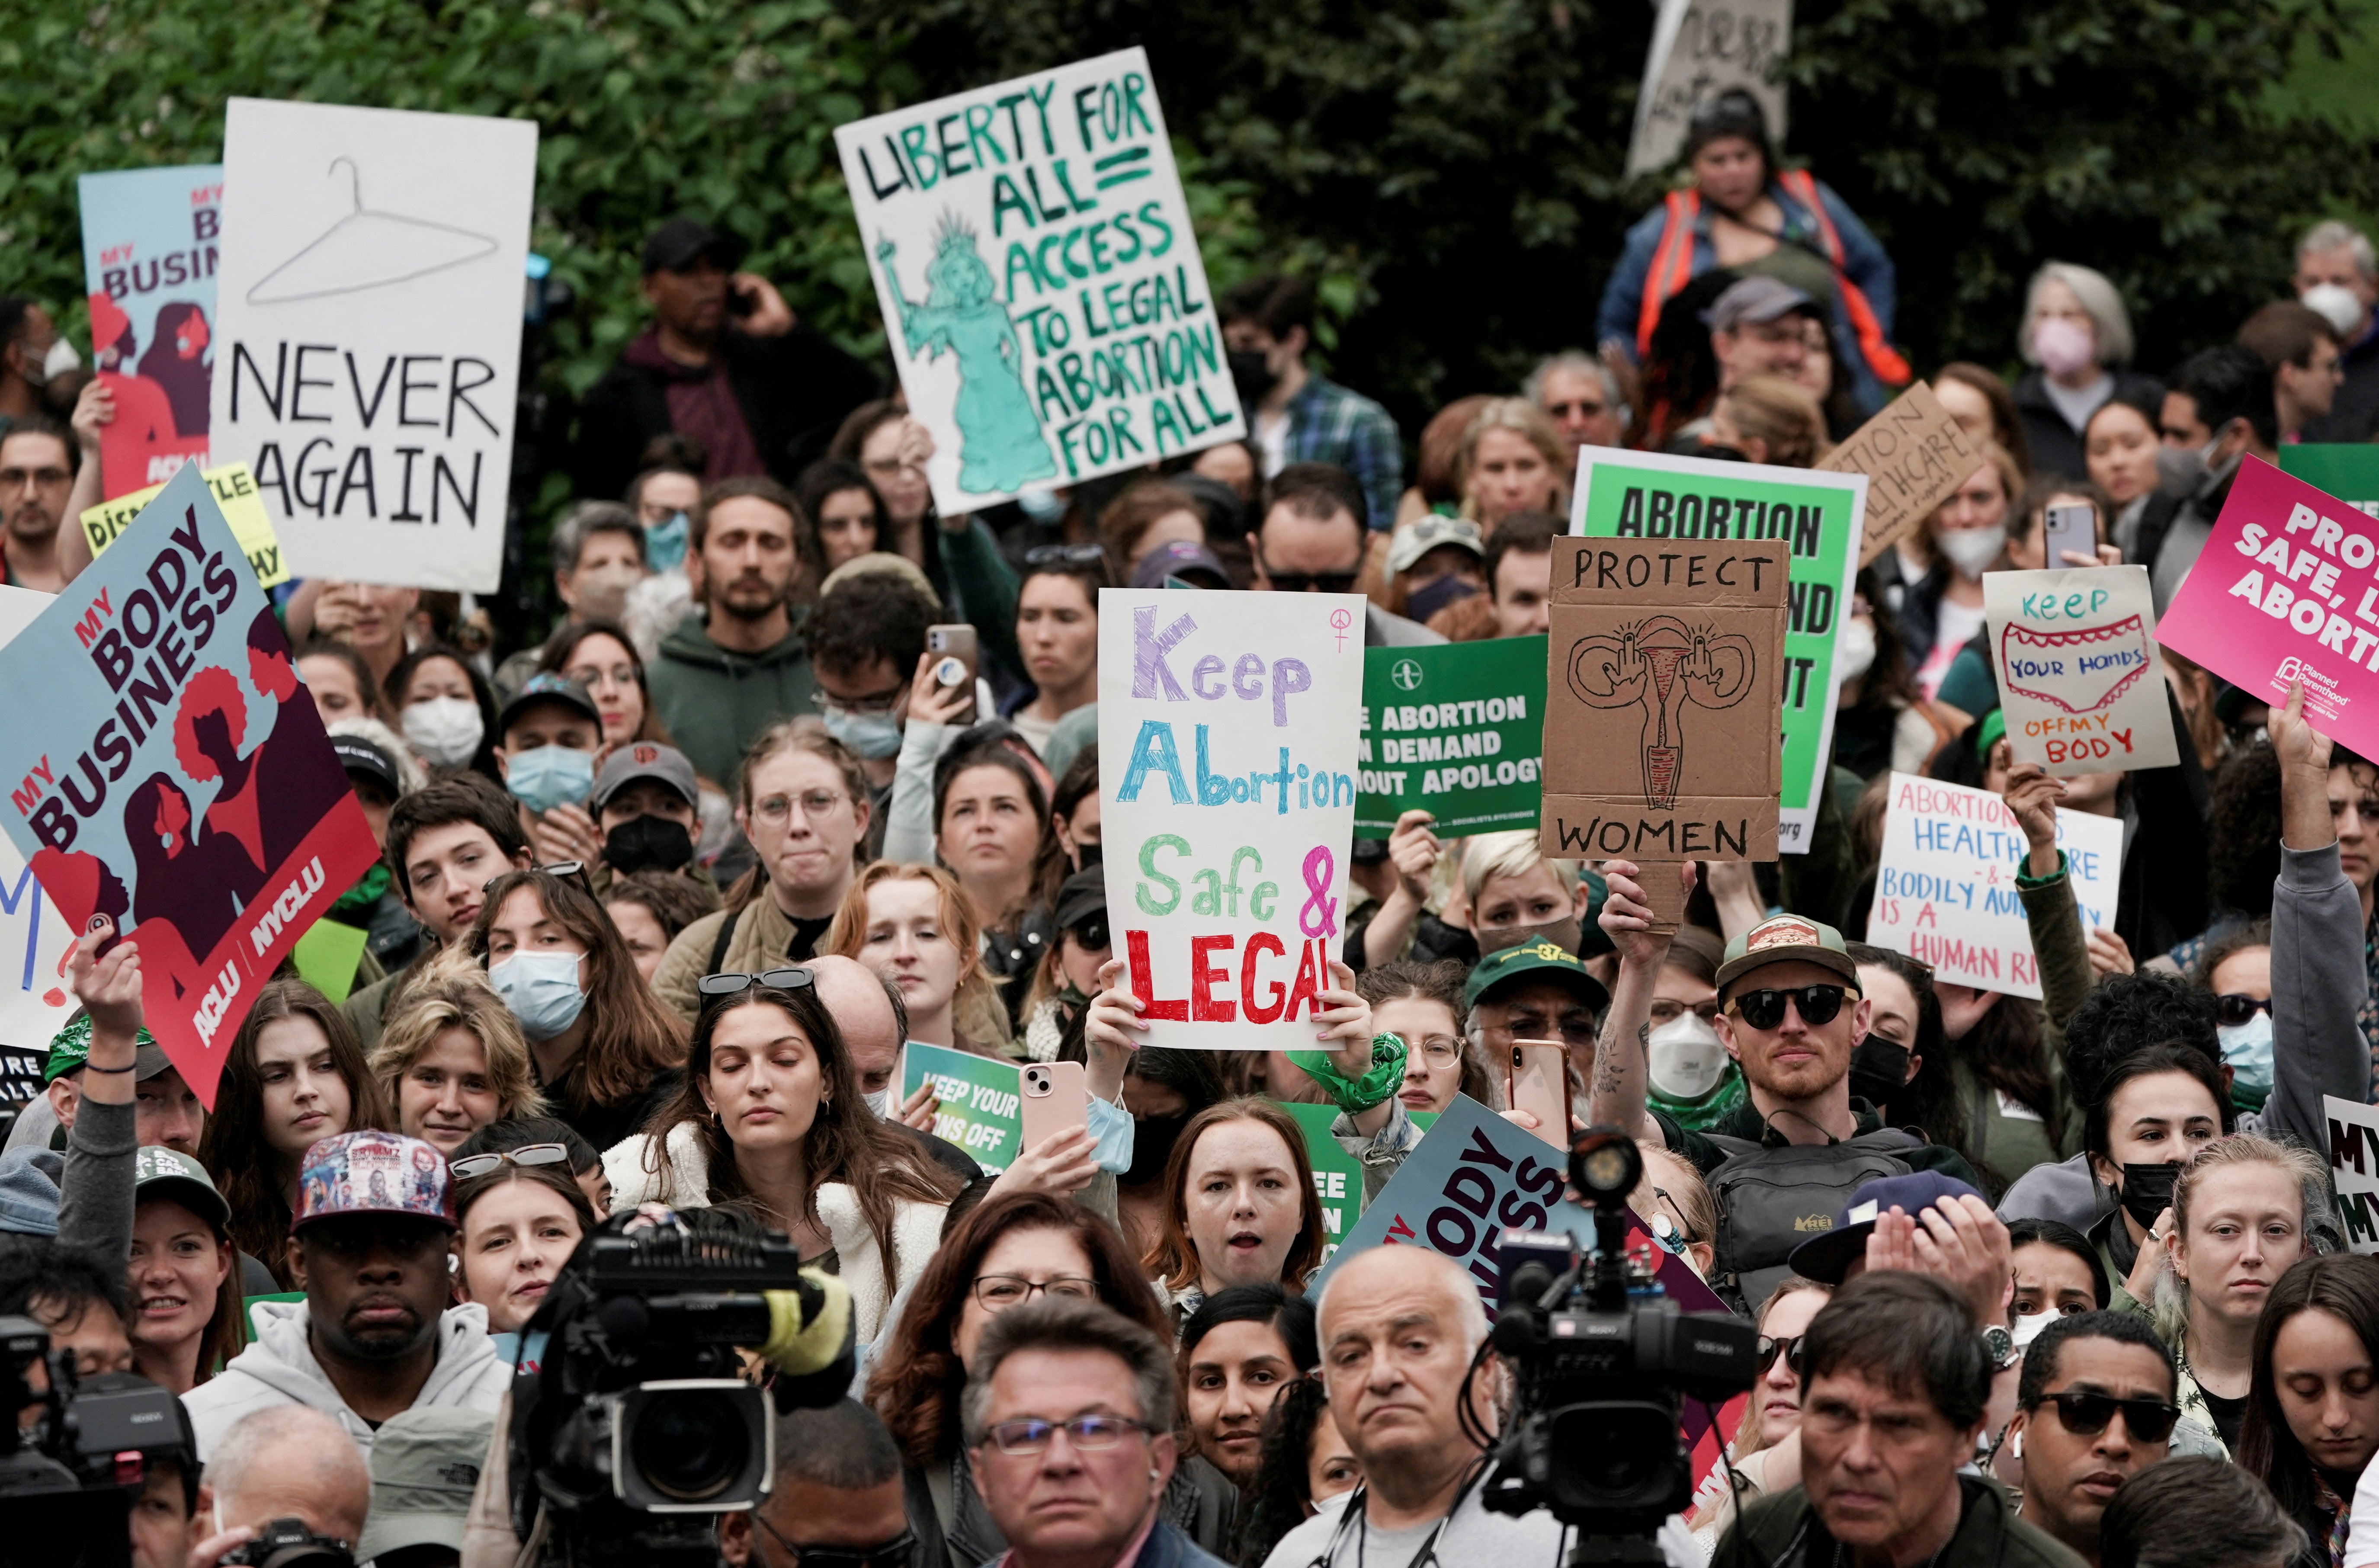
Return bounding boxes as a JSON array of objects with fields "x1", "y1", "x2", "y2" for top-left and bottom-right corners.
[{"x1": 1982, "y1": 1324, "x2": 2019, "y2": 1372}]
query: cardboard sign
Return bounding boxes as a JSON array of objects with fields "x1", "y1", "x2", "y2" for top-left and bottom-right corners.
[
  {"x1": 212, "y1": 99, "x2": 537, "y2": 593},
  {"x1": 2327, "y1": 1095, "x2": 2379, "y2": 1255},
  {"x1": 1866, "y1": 773, "x2": 2124, "y2": 1000},
  {"x1": 80, "y1": 463, "x2": 291, "y2": 590},
  {"x1": 2158, "y1": 457, "x2": 2379, "y2": 759},
  {"x1": 1984, "y1": 565, "x2": 2179, "y2": 775},
  {"x1": 77, "y1": 164, "x2": 222, "y2": 500},
  {"x1": 1099, "y1": 587, "x2": 1362, "y2": 1049},
  {"x1": 0, "y1": 465, "x2": 381, "y2": 1105},
  {"x1": 1817, "y1": 381, "x2": 1986, "y2": 567},
  {"x1": 1572, "y1": 449, "x2": 1862, "y2": 854},
  {"x1": 2282, "y1": 446, "x2": 2379, "y2": 519},
  {"x1": 900, "y1": 1041, "x2": 1024, "y2": 1173},
  {"x1": 1356, "y1": 637, "x2": 1547, "y2": 837},
  {"x1": 0, "y1": 588, "x2": 77, "y2": 1057},
  {"x1": 1542, "y1": 537, "x2": 1789, "y2": 868},
  {"x1": 834, "y1": 49, "x2": 1244, "y2": 515},
  {"x1": 1281, "y1": 1100, "x2": 1439, "y2": 1259},
  {"x1": 1624, "y1": 0, "x2": 1792, "y2": 177}
]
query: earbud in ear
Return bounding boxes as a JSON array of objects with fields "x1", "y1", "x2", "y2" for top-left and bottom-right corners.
[{"x1": 2012, "y1": 1431, "x2": 2023, "y2": 1461}]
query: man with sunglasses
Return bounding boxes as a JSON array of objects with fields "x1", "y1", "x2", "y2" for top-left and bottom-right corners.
[
  {"x1": 1248, "y1": 465, "x2": 1444, "y2": 648},
  {"x1": 718, "y1": 1398, "x2": 921, "y2": 1568},
  {"x1": 2004, "y1": 1314, "x2": 2183, "y2": 1567}
]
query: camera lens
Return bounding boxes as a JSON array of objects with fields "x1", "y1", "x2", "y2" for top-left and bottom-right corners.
[{"x1": 630, "y1": 1389, "x2": 752, "y2": 1502}]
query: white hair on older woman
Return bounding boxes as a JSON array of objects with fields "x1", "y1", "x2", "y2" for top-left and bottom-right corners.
[{"x1": 2020, "y1": 261, "x2": 2137, "y2": 369}]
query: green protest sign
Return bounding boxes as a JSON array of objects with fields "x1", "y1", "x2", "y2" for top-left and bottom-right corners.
[
  {"x1": 2281, "y1": 446, "x2": 2379, "y2": 516},
  {"x1": 1572, "y1": 449, "x2": 1867, "y2": 855},
  {"x1": 1280, "y1": 1100, "x2": 1436, "y2": 1259},
  {"x1": 901, "y1": 1042, "x2": 1022, "y2": 1172},
  {"x1": 1356, "y1": 637, "x2": 1546, "y2": 837}
]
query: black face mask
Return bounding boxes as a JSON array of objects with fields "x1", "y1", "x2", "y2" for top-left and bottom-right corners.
[
  {"x1": 1228, "y1": 348, "x2": 1279, "y2": 407},
  {"x1": 1123, "y1": 1110, "x2": 1192, "y2": 1186},
  {"x1": 1074, "y1": 841, "x2": 1103, "y2": 873},
  {"x1": 2116, "y1": 1162, "x2": 2181, "y2": 1229},
  {"x1": 1847, "y1": 1038, "x2": 1912, "y2": 1113},
  {"x1": 604, "y1": 814, "x2": 695, "y2": 875}
]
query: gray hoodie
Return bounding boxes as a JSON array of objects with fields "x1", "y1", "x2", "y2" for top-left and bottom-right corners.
[{"x1": 181, "y1": 1297, "x2": 509, "y2": 1461}]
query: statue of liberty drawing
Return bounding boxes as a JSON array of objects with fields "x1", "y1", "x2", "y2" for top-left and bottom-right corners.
[{"x1": 877, "y1": 215, "x2": 1058, "y2": 495}]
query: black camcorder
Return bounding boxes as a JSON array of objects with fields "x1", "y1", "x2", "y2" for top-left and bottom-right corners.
[
  {"x1": 0, "y1": 1312, "x2": 199, "y2": 1568},
  {"x1": 508, "y1": 1206, "x2": 856, "y2": 1568},
  {"x1": 1481, "y1": 1131, "x2": 1760, "y2": 1559}
]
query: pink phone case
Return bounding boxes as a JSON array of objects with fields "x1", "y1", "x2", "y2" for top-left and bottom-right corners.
[
  {"x1": 1020, "y1": 1060, "x2": 1090, "y2": 1148},
  {"x1": 1508, "y1": 1041, "x2": 1571, "y2": 1151}
]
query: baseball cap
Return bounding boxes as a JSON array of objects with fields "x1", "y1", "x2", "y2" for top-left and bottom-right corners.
[
  {"x1": 1704, "y1": 276, "x2": 1818, "y2": 334},
  {"x1": 590, "y1": 741, "x2": 698, "y2": 814},
  {"x1": 498, "y1": 671, "x2": 601, "y2": 738},
  {"x1": 133, "y1": 1145, "x2": 231, "y2": 1231},
  {"x1": 641, "y1": 217, "x2": 745, "y2": 276},
  {"x1": 1715, "y1": 913, "x2": 1860, "y2": 1000},
  {"x1": 295, "y1": 1131, "x2": 458, "y2": 1232},
  {"x1": 1786, "y1": 1171, "x2": 1986, "y2": 1285},
  {"x1": 1386, "y1": 516, "x2": 1485, "y2": 577},
  {"x1": 330, "y1": 733, "x2": 402, "y2": 796},
  {"x1": 1130, "y1": 539, "x2": 1231, "y2": 591},
  {"x1": 356, "y1": 1406, "x2": 496, "y2": 1563},
  {"x1": 1463, "y1": 940, "x2": 1612, "y2": 1015},
  {"x1": 43, "y1": 1010, "x2": 172, "y2": 1084},
  {"x1": 1054, "y1": 868, "x2": 1107, "y2": 934},
  {"x1": 0, "y1": 1148, "x2": 61, "y2": 1236}
]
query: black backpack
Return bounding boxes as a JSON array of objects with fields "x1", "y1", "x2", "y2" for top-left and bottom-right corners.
[{"x1": 1703, "y1": 1127, "x2": 1920, "y2": 1314}]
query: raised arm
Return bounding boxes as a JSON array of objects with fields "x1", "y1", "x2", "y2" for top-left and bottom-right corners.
[
  {"x1": 2264, "y1": 680, "x2": 2374, "y2": 1144},
  {"x1": 1587, "y1": 859, "x2": 1693, "y2": 1145},
  {"x1": 2004, "y1": 762, "x2": 2097, "y2": 1030}
]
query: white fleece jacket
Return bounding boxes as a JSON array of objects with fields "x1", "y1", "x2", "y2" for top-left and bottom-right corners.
[
  {"x1": 181, "y1": 1299, "x2": 509, "y2": 1461},
  {"x1": 602, "y1": 1121, "x2": 947, "y2": 1344}
]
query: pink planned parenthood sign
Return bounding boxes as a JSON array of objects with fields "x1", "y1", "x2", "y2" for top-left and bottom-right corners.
[{"x1": 2162, "y1": 456, "x2": 2379, "y2": 753}]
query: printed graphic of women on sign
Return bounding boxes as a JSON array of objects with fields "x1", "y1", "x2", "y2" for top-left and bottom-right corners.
[
  {"x1": 877, "y1": 217, "x2": 1058, "y2": 495},
  {"x1": 124, "y1": 770, "x2": 264, "y2": 966},
  {"x1": 242, "y1": 606, "x2": 355, "y2": 869},
  {"x1": 138, "y1": 302, "x2": 213, "y2": 439}
]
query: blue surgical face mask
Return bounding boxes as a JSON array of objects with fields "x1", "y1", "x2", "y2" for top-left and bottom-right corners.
[
  {"x1": 822, "y1": 706, "x2": 903, "y2": 760},
  {"x1": 490, "y1": 950, "x2": 587, "y2": 1042},
  {"x1": 505, "y1": 745, "x2": 595, "y2": 813},
  {"x1": 646, "y1": 510, "x2": 691, "y2": 574},
  {"x1": 1016, "y1": 487, "x2": 1066, "y2": 526},
  {"x1": 2219, "y1": 1010, "x2": 2274, "y2": 1111}
]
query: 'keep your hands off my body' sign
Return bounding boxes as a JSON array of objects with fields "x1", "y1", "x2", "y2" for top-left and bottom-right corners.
[
  {"x1": 1099, "y1": 589, "x2": 1361, "y2": 1048},
  {"x1": 836, "y1": 50, "x2": 1244, "y2": 516},
  {"x1": 1984, "y1": 565, "x2": 2179, "y2": 775}
]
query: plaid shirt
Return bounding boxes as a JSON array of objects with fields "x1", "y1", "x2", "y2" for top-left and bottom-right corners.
[{"x1": 1279, "y1": 372, "x2": 1404, "y2": 531}]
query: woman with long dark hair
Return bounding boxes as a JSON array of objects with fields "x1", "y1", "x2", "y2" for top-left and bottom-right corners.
[
  {"x1": 1238, "y1": 1376, "x2": 1359, "y2": 1567},
  {"x1": 2237, "y1": 1254, "x2": 2379, "y2": 1568}
]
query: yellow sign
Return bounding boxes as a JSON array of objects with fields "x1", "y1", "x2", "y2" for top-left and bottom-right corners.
[{"x1": 78, "y1": 462, "x2": 290, "y2": 588}]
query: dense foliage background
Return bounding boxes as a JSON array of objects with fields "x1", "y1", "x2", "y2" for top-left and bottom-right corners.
[{"x1": 4, "y1": 0, "x2": 2375, "y2": 461}]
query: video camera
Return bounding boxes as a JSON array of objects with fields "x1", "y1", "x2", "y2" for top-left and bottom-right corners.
[
  {"x1": 508, "y1": 1206, "x2": 856, "y2": 1568},
  {"x1": 1481, "y1": 1130, "x2": 1760, "y2": 1560},
  {"x1": 0, "y1": 1311, "x2": 198, "y2": 1568}
]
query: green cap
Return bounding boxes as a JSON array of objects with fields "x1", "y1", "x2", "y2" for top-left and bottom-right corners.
[
  {"x1": 43, "y1": 1012, "x2": 169, "y2": 1084},
  {"x1": 1715, "y1": 914, "x2": 1861, "y2": 999},
  {"x1": 356, "y1": 1406, "x2": 496, "y2": 1562},
  {"x1": 132, "y1": 1145, "x2": 231, "y2": 1231},
  {"x1": 1974, "y1": 707, "x2": 2007, "y2": 763},
  {"x1": 1462, "y1": 940, "x2": 1611, "y2": 1014}
]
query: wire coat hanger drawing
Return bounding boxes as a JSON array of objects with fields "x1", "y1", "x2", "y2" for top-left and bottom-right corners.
[{"x1": 245, "y1": 156, "x2": 500, "y2": 306}]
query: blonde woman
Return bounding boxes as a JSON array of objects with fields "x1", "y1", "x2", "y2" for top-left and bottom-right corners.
[
  {"x1": 1708, "y1": 375, "x2": 1830, "y2": 468},
  {"x1": 1454, "y1": 398, "x2": 1569, "y2": 530},
  {"x1": 827, "y1": 862, "x2": 1011, "y2": 1055},
  {"x1": 369, "y1": 956, "x2": 551, "y2": 1155}
]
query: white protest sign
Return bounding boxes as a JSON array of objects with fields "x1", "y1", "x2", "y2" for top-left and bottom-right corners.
[
  {"x1": 1099, "y1": 588, "x2": 1362, "y2": 1048},
  {"x1": 0, "y1": 586, "x2": 75, "y2": 1055},
  {"x1": 835, "y1": 49, "x2": 1244, "y2": 516},
  {"x1": 1985, "y1": 566, "x2": 2179, "y2": 776},
  {"x1": 1866, "y1": 772, "x2": 2124, "y2": 1000},
  {"x1": 2327, "y1": 1095, "x2": 2379, "y2": 1255},
  {"x1": 212, "y1": 99, "x2": 537, "y2": 593},
  {"x1": 1625, "y1": 0, "x2": 1793, "y2": 178}
]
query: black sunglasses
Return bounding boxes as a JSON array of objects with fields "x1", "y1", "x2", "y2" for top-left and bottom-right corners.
[
  {"x1": 1067, "y1": 916, "x2": 1109, "y2": 952},
  {"x1": 2215, "y1": 993, "x2": 2273, "y2": 1028},
  {"x1": 2037, "y1": 1389, "x2": 2181, "y2": 1444},
  {"x1": 1731, "y1": 984, "x2": 1848, "y2": 1031},
  {"x1": 1024, "y1": 542, "x2": 1107, "y2": 568},
  {"x1": 1755, "y1": 1334, "x2": 1805, "y2": 1376},
  {"x1": 1259, "y1": 556, "x2": 1362, "y2": 595},
  {"x1": 697, "y1": 968, "x2": 818, "y2": 1003},
  {"x1": 755, "y1": 1514, "x2": 917, "y2": 1568}
]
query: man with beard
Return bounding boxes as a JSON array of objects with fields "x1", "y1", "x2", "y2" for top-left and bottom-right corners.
[
  {"x1": 645, "y1": 474, "x2": 817, "y2": 787},
  {"x1": 0, "y1": 417, "x2": 76, "y2": 590},
  {"x1": 183, "y1": 1131, "x2": 507, "y2": 1459}
]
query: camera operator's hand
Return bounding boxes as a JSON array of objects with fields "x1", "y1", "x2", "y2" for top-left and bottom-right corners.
[{"x1": 185, "y1": 1525, "x2": 258, "y2": 1568}]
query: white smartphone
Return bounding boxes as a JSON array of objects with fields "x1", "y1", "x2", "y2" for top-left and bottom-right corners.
[
  {"x1": 1508, "y1": 1041, "x2": 1571, "y2": 1151},
  {"x1": 1020, "y1": 1060, "x2": 1089, "y2": 1149}
]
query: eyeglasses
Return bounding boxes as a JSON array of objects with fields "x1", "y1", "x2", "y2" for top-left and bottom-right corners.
[
  {"x1": 1488, "y1": 1017, "x2": 1597, "y2": 1048},
  {"x1": 0, "y1": 465, "x2": 71, "y2": 489},
  {"x1": 753, "y1": 1513, "x2": 917, "y2": 1568},
  {"x1": 698, "y1": 968, "x2": 818, "y2": 1004},
  {"x1": 1066, "y1": 917, "x2": 1109, "y2": 952},
  {"x1": 816, "y1": 688, "x2": 904, "y2": 718},
  {"x1": 751, "y1": 790, "x2": 850, "y2": 824},
  {"x1": 1544, "y1": 399, "x2": 1608, "y2": 420},
  {"x1": 1648, "y1": 998, "x2": 1722, "y2": 1026},
  {"x1": 449, "y1": 1143, "x2": 571, "y2": 1181},
  {"x1": 1730, "y1": 984, "x2": 1848, "y2": 1031},
  {"x1": 2215, "y1": 994, "x2": 2274, "y2": 1028},
  {"x1": 981, "y1": 1414, "x2": 1155, "y2": 1456},
  {"x1": 1413, "y1": 1035, "x2": 1464, "y2": 1068},
  {"x1": 1755, "y1": 1334, "x2": 1805, "y2": 1376},
  {"x1": 1258, "y1": 557, "x2": 1362, "y2": 595},
  {"x1": 971, "y1": 1274, "x2": 1099, "y2": 1310},
  {"x1": 1025, "y1": 543, "x2": 1107, "y2": 568},
  {"x1": 2036, "y1": 1389, "x2": 2181, "y2": 1444}
]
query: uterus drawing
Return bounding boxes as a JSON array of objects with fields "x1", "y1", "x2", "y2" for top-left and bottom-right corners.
[{"x1": 1567, "y1": 616, "x2": 1757, "y2": 809}]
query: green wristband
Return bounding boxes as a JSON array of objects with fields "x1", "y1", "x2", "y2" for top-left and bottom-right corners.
[{"x1": 1289, "y1": 1033, "x2": 1409, "y2": 1114}]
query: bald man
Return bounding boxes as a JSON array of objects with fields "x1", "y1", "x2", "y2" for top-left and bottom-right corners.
[
  {"x1": 188, "y1": 1407, "x2": 372, "y2": 1568},
  {"x1": 807, "y1": 953, "x2": 985, "y2": 1184}
]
